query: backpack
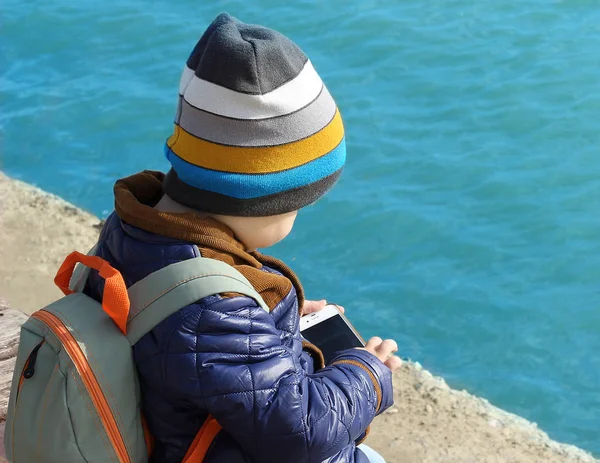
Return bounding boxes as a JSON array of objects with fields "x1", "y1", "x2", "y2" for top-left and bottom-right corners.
[{"x1": 3, "y1": 250, "x2": 269, "y2": 462}]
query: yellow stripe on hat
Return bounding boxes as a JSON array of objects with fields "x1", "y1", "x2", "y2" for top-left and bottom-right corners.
[{"x1": 167, "y1": 109, "x2": 344, "y2": 174}]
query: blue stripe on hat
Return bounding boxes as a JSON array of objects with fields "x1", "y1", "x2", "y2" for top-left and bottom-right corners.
[{"x1": 164, "y1": 138, "x2": 346, "y2": 200}]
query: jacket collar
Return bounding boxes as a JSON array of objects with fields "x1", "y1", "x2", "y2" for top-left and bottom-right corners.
[{"x1": 114, "y1": 170, "x2": 262, "y2": 268}]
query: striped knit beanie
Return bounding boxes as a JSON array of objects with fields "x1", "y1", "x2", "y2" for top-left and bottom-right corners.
[{"x1": 163, "y1": 13, "x2": 346, "y2": 217}]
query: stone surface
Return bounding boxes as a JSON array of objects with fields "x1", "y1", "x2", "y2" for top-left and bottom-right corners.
[
  {"x1": 0, "y1": 172, "x2": 597, "y2": 463},
  {"x1": 0, "y1": 299, "x2": 27, "y2": 462}
]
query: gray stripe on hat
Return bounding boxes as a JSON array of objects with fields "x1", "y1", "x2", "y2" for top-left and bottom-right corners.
[{"x1": 177, "y1": 85, "x2": 338, "y2": 147}]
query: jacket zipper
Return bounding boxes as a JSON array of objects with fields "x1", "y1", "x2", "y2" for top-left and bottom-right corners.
[
  {"x1": 32, "y1": 310, "x2": 130, "y2": 463},
  {"x1": 331, "y1": 359, "x2": 383, "y2": 412}
]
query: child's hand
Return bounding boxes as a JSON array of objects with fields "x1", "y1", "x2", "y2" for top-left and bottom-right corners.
[
  {"x1": 360, "y1": 337, "x2": 402, "y2": 371},
  {"x1": 301, "y1": 300, "x2": 345, "y2": 315}
]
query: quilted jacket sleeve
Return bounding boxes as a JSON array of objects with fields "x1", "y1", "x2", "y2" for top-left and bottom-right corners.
[{"x1": 159, "y1": 295, "x2": 394, "y2": 463}]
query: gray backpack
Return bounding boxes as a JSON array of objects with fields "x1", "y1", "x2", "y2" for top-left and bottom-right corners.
[{"x1": 4, "y1": 250, "x2": 268, "y2": 462}]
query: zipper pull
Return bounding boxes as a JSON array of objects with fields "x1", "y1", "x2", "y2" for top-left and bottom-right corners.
[{"x1": 23, "y1": 341, "x2": 44, "y2": 379}]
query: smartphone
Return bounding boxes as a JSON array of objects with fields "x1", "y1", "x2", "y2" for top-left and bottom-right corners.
[{"x1": 300, "y1": 304, "x2": 365, "y2": 364}]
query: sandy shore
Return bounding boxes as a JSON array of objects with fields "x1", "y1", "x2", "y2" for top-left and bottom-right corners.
[{"x1": 0, "y1": 171, "x2": 597, "y2": 463}]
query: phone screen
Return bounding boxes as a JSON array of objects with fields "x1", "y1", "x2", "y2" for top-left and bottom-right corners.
[{"x1": 301, "y1": 314, "x2": 365, "y2": 364}]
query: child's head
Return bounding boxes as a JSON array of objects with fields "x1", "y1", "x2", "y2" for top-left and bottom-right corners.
[{"x1": 160, "y1": 13, "x2": 345, "y2": 248}]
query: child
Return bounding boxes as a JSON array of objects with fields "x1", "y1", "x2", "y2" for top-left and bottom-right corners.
[{"x1": 86, "y1": 13, "x2": 401, "y2": 463}]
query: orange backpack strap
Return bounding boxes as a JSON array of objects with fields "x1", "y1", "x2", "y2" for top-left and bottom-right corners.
[
  {"x1": 141, "y1": 415, "x2": 154, "y2": 457},
  {"x1": 54, "y1": 251, "x2": 130, "y2": 335},
  {"x1": 182, "y1": 416, "x2": 223, "y2": 462}
]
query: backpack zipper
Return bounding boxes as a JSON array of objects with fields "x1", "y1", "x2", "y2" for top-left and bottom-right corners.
[
  {"x1": 32, "y1": 309, "x2": 131, "y2": 463},
  {"x1": 16, "y1": 340, "x2": 45, "y2": 400}
]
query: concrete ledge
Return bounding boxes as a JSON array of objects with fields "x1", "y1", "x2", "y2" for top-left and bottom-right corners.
[
  {"x1": 0, "y1": 172, "x2": 597, "y2": 463},
  {"x1": 0, "y1": 301, "x2": 27, "y2": 421},
  {"x1": 0, "y1": 299, "x2": 27, "y2": 462}
]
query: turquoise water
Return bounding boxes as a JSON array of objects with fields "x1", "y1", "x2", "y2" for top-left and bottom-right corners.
[{"x1": 2, "y1": 0, "x2": 599, "y2": 455}]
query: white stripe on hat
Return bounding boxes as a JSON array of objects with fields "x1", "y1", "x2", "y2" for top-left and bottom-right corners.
[
  {"x1": 179, "y1": 66, "x2": 196, "y2": 96},
  {"x1": 179, "y1": 60, "x2": 323, "y2": 120}
]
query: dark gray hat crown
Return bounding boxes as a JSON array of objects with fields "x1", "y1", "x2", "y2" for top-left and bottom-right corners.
[{"x1": 186, "y1": 13, "x2": 308, "y2": 95}]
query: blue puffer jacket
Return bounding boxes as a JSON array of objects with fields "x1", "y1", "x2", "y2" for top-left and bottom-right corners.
[{"x1": 86, "y1": 172, "x2": 394, "y2": 463}]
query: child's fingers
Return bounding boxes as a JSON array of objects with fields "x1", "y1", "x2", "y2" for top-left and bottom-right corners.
[
  {"x1": 302, "y1": 299, "x2": 327, "y2": 315},
  {"x1": 375, "y1": 339, "x2": 398, "y2": 357},
  {"x1": 365, "y1": 336, "x2": 383, "y2": 350},
  {"x1": 384, "y1": 355, "x2": 403, "y2": 371}
]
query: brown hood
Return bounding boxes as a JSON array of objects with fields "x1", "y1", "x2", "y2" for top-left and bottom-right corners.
[{"x1": 113, "y1": 170, "x2": 305, "y2": 311}]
